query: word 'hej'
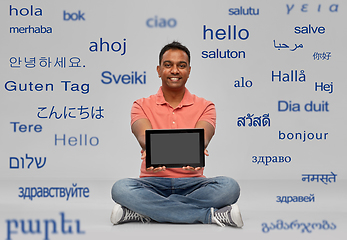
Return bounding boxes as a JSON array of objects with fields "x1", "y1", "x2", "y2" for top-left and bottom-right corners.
[{"x1": 315, "y1": 82, "x2": 333, "y2": 93}]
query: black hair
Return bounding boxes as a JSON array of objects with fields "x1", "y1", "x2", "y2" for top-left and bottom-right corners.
[{"x1": 159, "y1": 41, "x2": 190, "y2": 65}]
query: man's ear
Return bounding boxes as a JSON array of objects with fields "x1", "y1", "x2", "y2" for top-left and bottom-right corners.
[{"x1": 157, "y1": 65, "x2": 161, "y2": 78}]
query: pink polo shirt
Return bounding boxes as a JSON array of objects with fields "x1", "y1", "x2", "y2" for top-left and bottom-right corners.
[{"x1": 131, "y1": 87, "x2": 216, "y2": 178}]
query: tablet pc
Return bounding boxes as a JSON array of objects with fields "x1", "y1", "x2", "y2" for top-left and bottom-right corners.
[{"x1": 145, "y1": 128, "x2": 205, "y2": 168}]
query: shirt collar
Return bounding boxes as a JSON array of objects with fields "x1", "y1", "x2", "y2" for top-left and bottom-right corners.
[{"x1": 156, "y1": 87, "x2": 194, "y2": 108}]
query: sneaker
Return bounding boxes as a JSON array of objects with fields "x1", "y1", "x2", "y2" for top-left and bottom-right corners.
[
  {"x1": 211, "y1": 204, "x2": 244, "y2": 228},
  {"x1": 110, "y1": 203, "x2": 151, "y2": 225}
]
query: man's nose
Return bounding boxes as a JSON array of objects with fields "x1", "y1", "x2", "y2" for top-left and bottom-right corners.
[{"x1": 171, "y1": 65, "x2": 179, "y2": 74}]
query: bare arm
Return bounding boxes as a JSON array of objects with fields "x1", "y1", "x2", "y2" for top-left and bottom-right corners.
[
  {"x1": 195, "y1": 120, "x2": 215, "y2": 149},
  {"x1": 131, "y1": 118, "x2": 153, "y2": 150},
  {"x1": 131, "y1": 118, "x2": 166, "y2": 172},
  {"x1": 183, "y1": 120, "x2": 215, "y2": 172}
]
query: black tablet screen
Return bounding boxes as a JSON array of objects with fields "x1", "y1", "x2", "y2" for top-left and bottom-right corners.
[{"x1": 146, "y1": 129, "x2": 205, "y2": 168}]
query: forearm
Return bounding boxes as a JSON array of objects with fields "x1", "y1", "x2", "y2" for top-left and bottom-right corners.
[
  {"x1": 136, "y1": 134, "x2": 146, "y2": 150},
  {"x1": 131, "y1": 118, "x2": 153, "y2": 150},
  {"x1": 195, "y1": 120, "x2": 215, "y2": 148}
]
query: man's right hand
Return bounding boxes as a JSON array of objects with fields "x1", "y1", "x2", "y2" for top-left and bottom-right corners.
[
  {"x1": 142, "y1": 150, "x2": 167, "y2": 172},
  {"x1": 146, "y1": 166, "x2": 166, "y2": 172}
]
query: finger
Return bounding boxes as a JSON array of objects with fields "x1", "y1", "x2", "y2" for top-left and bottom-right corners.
[
  {"x1": 153, "y1": 166, "x2": 166, "y2": 172},
  {"x1": 182, "y1": 166, "x2": 195, "y2": 171},
  {"x1": 184, "y1": 166, "x2": 201, "y2": 171},
  {"x1": 204, "y1": 149, "x2": 209, "y2": 156},
  {"x1": 146, "y1": 166, "x2": 154, "y2": 171},
  {"x1": 141, "y1": 151, "x2": 147, "y2": 159}
]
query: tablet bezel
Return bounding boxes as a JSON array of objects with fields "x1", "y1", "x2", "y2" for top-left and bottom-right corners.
[{"x1": 145, "y1": 128, "x2": 205, "y2": 168}]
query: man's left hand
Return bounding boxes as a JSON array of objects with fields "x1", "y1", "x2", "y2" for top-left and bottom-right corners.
[{"x1": 182, "y1": 166, "x2": 201, "y2": 171}]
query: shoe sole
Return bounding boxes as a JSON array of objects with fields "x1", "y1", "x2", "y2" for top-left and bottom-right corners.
[
  {"x1": 110, "y1": 203, "x2": 123, "y2": 224},
  {"x1": 231, "y1": 204, "x2": 244, "y2": 228}
]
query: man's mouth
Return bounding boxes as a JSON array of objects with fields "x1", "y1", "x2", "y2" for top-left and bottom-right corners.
[{"x1": 168, "y1": 77, "x2": 180, "y2": 82}]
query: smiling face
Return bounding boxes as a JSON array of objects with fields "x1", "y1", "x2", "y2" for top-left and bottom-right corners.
[{"x1": 157, "y1": 49, "x2": 191, "y2": 92}]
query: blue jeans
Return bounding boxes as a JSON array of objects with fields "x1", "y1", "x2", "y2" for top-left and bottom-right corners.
[{"x1": 111, "y1": 176, "x2": 240, "y2": 224}]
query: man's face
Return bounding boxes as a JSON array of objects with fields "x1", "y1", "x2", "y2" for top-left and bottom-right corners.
[{"x1": 157, "y1": 49, "x2": 191, "y2": 91}]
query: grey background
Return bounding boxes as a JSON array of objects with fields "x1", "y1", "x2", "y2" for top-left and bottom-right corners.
[{"x1": 1, "y1": 0, "x2": 346, "y2": 239}]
